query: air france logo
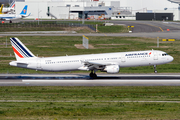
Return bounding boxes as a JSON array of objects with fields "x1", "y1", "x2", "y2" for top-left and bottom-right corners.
[
  {"x1": 23, "y1": 9, "x2": 26, "y2": 13},
  {"x1": 125, "y1": 53, "x2": 148, "y2": 56}
]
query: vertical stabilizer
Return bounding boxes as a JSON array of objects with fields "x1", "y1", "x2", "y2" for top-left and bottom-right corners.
[
  {"x1": 10, "y1": 1, "x2": 15, "y2": 9},
  {"x1": 0, "y1": 4, "x2": 3, "y2": 14},
  {"x1": 20, "y1": 5, "x2": 28, "y2": 15},
  {"x1": 10, "y1": 37, "x2": 36, "y2": 61}
]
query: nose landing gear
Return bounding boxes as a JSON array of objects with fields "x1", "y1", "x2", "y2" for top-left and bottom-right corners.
[{"x1": 154, "y1": 65, "x2": 157, "y2": 73}]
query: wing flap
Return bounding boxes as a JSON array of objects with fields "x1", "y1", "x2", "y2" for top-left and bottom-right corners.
[
  {"x1": 79, "y1": 61, "x2": 119, "y2": 71},
  {"x1": 84, "y1": 61, "x2": 112, "y2": 66}
]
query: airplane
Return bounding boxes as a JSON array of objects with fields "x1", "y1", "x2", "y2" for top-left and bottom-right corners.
[
  {"x1": 0, "y1": 5, "x2": 30, "y2": 23},
  {"x1": 9, "y1": 37, "x2": 174, "y2": 79},
  {"x1": 1, "y1": 1, "x2": 15, "y2": 13}
]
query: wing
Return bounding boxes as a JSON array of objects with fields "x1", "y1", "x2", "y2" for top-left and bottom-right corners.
[{"x1": 78, "y1": 61, "x2": 118, "y2": 71}]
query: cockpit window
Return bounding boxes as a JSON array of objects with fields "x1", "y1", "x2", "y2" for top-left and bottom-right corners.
[{"x1": 162, "y1": 53, "x2": 168, "y2": 56}]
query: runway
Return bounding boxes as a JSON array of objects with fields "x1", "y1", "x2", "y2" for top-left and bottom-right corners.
[
  {"x1": 1, "y1": 21, "x2": 180, "y2": 39},
  {"x1": 1, "y1": 74, "x2": 180, "y2": 86},
  {"x1": 1, "y1": 31, "x2": 180, "y2": 39}
]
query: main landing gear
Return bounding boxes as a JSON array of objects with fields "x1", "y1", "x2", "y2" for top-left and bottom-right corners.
[
  {"x1": 154, "y1": 65, "x2": 157, "y2": 73},
  {"x1": 89, "y1": 70, "x2": 97, "y2": 79}
]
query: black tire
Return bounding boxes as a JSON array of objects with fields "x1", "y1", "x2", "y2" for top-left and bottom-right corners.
[
  {"x1": 89, "y1": 73, "x2": 97, "y2": 79},
  {"x1": 89, "y1": 72, "x2": 94, "y2": 78},
  {"x1": 92, "y1": 73, "x2": 97, "y2": 79}
]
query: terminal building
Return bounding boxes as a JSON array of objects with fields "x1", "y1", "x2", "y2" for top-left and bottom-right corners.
[{"x1": 14, "y1": 0, "x2": 180, "y2": 21}]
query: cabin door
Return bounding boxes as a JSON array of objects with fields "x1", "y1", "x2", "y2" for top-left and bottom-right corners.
[
  {"x1": 153, "y1": 52, "x2": 158, "y2": 60},
  {"x1": 37, "y1": 60, "x2": 41, "y2": 69},
  {"x1": 121, "y1": 54, "x2": 126, "y2": 62}
]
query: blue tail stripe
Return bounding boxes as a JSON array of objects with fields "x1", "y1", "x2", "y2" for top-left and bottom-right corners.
[
  {"x1": 11, "y1": 39, "x2": 28, "y2": 57},
  {"x1": 11, "y1": 40, "x2": 28, "y2": 57},
  {"x1": 10, "y1": 1, "x2": 15, "y2": 7},
  {"x1": 11, "y1": 38, "x2": 32, "y2": 57},
  {"x1": 12, "y1": 38, "x2": 33, "y2": 57}
]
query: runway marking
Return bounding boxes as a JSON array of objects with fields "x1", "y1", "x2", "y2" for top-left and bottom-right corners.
[
  {"x1": 131, "y1": 22, "x2": 164, "y2": 32},
  {"x1": 0, "y1": 100, "x2": 180, "y2": 103},
  {"x1": 22, "y1": 80, "x2": 180, "y2": 82},
  {"x1": 96, "y1": 74, "x2": 180, "y2": 77},
  {"x1": 104, "y1": 34, "x2": 107, "y2": 36},
  {"x1": 19, "y1": 74, "x2": 180, "y2": 77},
  {"x1": 159, "y1": 27, "x2": 164, "y2": 32}
]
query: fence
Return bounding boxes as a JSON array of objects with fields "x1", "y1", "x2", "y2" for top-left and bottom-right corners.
[{"x1": 0, "y1": 21, "x2": 96, "y2": 31}]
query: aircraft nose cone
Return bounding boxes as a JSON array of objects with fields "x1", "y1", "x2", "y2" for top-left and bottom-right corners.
[{"x1": 169, "y1": 56, "x2": 174, "y2": 62}]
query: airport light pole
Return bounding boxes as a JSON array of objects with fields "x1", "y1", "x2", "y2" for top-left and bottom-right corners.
[
  {"x1": 6, "y1": 36, "x2": 7, "y2": 48},
  {"x1": 82, "y1": 0, "x2": 84, "y2": 24},
  {"x1": 38, "y1": 9, "x2": 42, "y2": 25}
]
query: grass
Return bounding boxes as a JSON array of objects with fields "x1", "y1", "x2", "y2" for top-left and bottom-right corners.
[
  {"x1": 98, "y1": 25, "x2": 129, "y2": 33},
  {"x1": 1, "y1": 86, "x2": 180, "y2": 101},
  {"x1": 0, "y1": 86, "x2": 180, "y2": 119},
  {"x1": 0, "y1": 27, "x2": 65, "y2": 32},
  {"x1": 0, "y1": 102, "x2": 179, "y2": 119},
  {"x1": 0, "y1": 21, "x2": 129, "y2": 33},
  {"x1": 0, "y1": 36, "x2": 179, "y2": 74}
]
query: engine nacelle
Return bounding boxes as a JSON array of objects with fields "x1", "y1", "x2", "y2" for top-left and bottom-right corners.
[{"x1": 104, "y1": 65, "x2": 120, "y2": 74}]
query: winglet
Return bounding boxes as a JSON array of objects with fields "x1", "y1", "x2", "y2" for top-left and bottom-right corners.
[{"x1": 28, "y1": 13, "x2": 31, "y2": 17}]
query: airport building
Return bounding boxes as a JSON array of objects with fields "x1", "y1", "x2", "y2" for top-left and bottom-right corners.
[{"x1": 15, "y1": 0, "x2": 180, "y2": 20}]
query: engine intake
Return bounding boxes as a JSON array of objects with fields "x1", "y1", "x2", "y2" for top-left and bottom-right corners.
[{"x1": 104, "y1": 65, "x2": 120, "y2": 74}]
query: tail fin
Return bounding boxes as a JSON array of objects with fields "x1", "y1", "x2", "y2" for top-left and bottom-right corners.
[
  {"x1": 0, "y1": 4, "x2": 3, "y2": 14},
  {"x1": 10, "y1": 1, "x2": 15, "y2": 9},
  {"x1": 10, "y1": 37, "x2": 36, "y2": 60},
  {"x1": 20, "y1": 5, "x2": 28, "y2": 15}
]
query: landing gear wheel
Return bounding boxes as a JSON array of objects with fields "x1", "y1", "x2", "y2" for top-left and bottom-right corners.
[
  {"x1": 92, "y1": 73, "x2": 97, "y2": 79},
  {"x1": 154, "y1": 65, "x2": 157, "y2": 73},
  {"x1": 89, "y1": 71, "x2": 97, "y2": 79},
  {"x1": 89, "y1": 72, "x2": 94, "y2": 78}
]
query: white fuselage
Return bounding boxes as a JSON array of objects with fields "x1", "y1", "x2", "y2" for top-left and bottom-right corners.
[
  {"x1": 2, "y1": 8, "x2": 14, "y2": 13},
  {"x1": 9, "y1": 50, "x2": 174, "y2": 72},
  {"x1": 0, "y1": 14, "x2": 22, "y2": 20}
]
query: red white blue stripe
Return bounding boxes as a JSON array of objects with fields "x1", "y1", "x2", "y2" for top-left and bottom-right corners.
[{"x1": 10, "y1": 37, "x2": 35, "y2": 58}]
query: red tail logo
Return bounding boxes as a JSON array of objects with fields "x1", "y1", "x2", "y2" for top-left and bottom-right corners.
[{"x1": 23, "y1": 9, "x2": 26, "y2": 13}]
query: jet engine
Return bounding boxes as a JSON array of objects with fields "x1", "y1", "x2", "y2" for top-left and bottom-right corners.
[{"x1": 103, "y1": 65, "x2": 120, "y2": 74}]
